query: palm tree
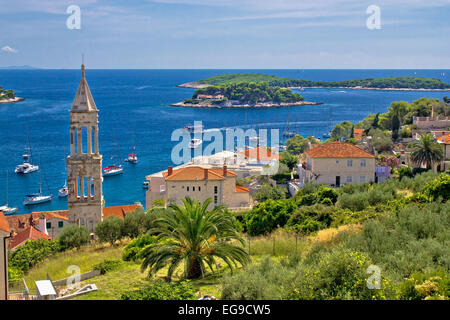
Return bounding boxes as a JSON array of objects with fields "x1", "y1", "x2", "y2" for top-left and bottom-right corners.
[
  {"x1": 410, "y1": 133, "x2": 444, "y2": 170},
  {"x1": 140, "y1": 197, "x2": 250, "y2": 280}
]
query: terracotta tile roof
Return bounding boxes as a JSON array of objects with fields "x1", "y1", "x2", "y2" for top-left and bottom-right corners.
[
  {"x1": 306, "y1": 141, "x2": 375, "y2": 158},
  {"x1": 437, "y1": 133, "x2": 450, "y2": 144},
  {"x1": 354, "y1": 129, "x2": 364, "y2": 140},
  {"x1": 235, "y1": 186, "x2": 250, "y2": 193},
  {"x1": 241, "y1": 147, "x2": 280, "y2": 161},
  {"x1": 0, "y1": 212, "x2": 10, "y2": 233},
  {"x1": 10, "y1": 226, "x2": 51, "y2": 249},
  {"x1": 102, "y1": 204, "x2": 141, "y2": 219},
  {"x1": 164, "y1": 166, "x2": 237, "y2": 181}
]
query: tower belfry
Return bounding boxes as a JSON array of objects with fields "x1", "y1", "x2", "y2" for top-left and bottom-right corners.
[{"x1": 67, "y1": 64, "x2": 103, "y2": 231}]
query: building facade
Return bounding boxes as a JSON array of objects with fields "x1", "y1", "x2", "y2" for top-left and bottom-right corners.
[
  {"x1": 66, "y1": 64, "x2": 103, "y2": 231},
  {"x1": 146, "y1": 166, "x2": 251, "y2": 210},
  {"x1": 298, "y1": 141, "x2": 376, "y2": 187},
  {"x1": 0, "y1": 212, "x2": 11, "y2": 300}
]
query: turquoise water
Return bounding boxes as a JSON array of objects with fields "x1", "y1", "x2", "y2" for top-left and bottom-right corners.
[{"x1": 0, "y1": 69, "x2": 448, "y2": 213}]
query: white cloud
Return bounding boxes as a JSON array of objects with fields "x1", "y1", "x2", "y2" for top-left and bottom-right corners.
[{"x1": 1, "y1": 45, "x2": 17, "y2": 53}]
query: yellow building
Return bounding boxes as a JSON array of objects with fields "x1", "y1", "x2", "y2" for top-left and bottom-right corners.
[
  {"x1": 298, "y1": 141, "x2": 375, "y2": 187},
  {"x1": 146, "y1": 166, "x2": 251, "y2": 210}
]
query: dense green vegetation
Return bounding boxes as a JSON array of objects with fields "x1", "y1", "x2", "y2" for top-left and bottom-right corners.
[
  {"x1": 195, "y1": 73, "x2": 450, "y2": 89},
  {"x1": 189, "y1": 82, "x2": 304, "y2": 105},
  {"x1": 222, "y1": 172, "x2": 449, "y2": 300},
  {"x1": 0, "y1": 86, "x2": 16, "y2": 100}
]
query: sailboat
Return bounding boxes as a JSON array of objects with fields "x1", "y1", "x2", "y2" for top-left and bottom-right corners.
[
  {"x1": 282, "y1": 115, "x2": 296, "y2": 138},
  {"x1": 0, "y1": 172, "x2": 18, "y2": 215},
  {"x1": 15, "y1": 127, "x2": 39, "y2": 174},
  {"x1": 23, "y1": 157, "x2": 52, "y2": 206},
  {"x1": 103, "y1": 130, "x2": 124, "y2": 177},
  {"x1": 58, "y1": 150, "x2": 68, "y2": 197},
  {"x1": 125, "y1": 132, "x2": 138, "y2": 164}
]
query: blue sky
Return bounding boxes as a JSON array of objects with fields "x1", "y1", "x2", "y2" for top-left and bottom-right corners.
[{"x1": 0, "y1": 0, "x2": 449, "y2": 69}]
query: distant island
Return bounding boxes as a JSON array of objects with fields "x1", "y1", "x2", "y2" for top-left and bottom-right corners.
[
  {"x1": 0, "y1": 86, "x2": 24, "y2": 104},
  {"x1": 178, "y1": 73, "x2": 450, "y2": 91},
  {"x1": 0, "y1": 65, "x2": 39, "y2": 70},
  {"x1": 172, "y1": 82, "x2": 321, "y2": 108}
]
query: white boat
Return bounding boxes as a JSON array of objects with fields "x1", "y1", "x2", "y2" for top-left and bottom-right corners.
[
  {"x1": 142, "y1": 181, "x2": 149, "y2": 189},
  {"x1": 125, "y1": 153, "x2": 138, "y2": 164},
  {"x1": 184, "y1": 124, "x2": 204, "y2": 133},
  {"x1": 23, "y1": 194, "x2": 52, "y2": 206},
  {"x1": 189, "y1": 138, "x2": 203, "y2": 149},
  {"x1": 124, "y1": 132, "x2": 138, "y2": 164},
  {"x1": 103, "y1": 165, "x2": 124, "y2": 177},
  {"x1": 23, "y1": 157, "x2": 52, "y2": 206},
  {"x1": 58, "y1": 181, "x2": 68, "y2": 197},
  {"x1": 15, "y1": 128, "x2": 39, "y2": 174},
  {"x1": 0, "y1": 172, "x2": 18, "y2": 215}
]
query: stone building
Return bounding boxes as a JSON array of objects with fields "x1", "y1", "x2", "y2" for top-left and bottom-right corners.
[
  {"x1": 146, "y1": 166, "x2": 251, "y2": 210},
  {"x1": 0, "y1": 212, "x2": 11, "y2": 300},
  {"x1": 298, "y1": 141, "x2": 376, "y2": 187},
  {"x1": 66, "y1": 64, "x2": 103, "y2": 231}
]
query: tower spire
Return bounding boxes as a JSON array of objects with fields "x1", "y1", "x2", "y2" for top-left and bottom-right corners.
[{"x1": 81, "y1": 54, "x2": 85, "y2": 78}]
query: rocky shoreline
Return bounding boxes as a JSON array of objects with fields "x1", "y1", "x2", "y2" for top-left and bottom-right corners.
[
  {"x1": 170, "y1": 100, "x2": 322, "y2": 108},
  {"x1": 0, "y1": 97, "x2": 25, "y2": 104},
  {"x1": 177, "y1": 82, "x2": 450, "y2": 91}
]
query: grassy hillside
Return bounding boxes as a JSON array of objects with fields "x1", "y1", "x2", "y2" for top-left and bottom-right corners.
[{"x1": 196, "y1": 73, "x2": 450, "y2": 89}]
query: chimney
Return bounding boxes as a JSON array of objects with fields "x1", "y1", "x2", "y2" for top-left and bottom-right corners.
[
  {"x1": 204, "y1": 168, "x2": 209, "y2": 180},
  {"x1": 37, "y1": 214, "x2": 48, "y2": 235},
  {"x1": 167, "y1": 166, "x2": 173, "y2": 176},
  {"x1": 223, "y1": 165, "x2": 227, "y2": 176}
]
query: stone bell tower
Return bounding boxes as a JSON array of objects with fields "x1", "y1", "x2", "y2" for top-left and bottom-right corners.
[{"x1": 67, "y1": 64, "x2": 103, "y2": 231}]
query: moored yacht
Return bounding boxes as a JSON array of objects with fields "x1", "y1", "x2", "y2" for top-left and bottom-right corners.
[
  {"x1": 103, "y1": 164, "x2": 124, "y2": 177},
  {"x1": 0, "y1": 171, "x2": 18, "y2": 215},
  {"x1": 58, "y1": 181, "x2": 68, "y2": 197}
]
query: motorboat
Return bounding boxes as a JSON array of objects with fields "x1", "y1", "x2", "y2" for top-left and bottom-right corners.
[
  {"x1": 58, "y1": 182, "x2": 68, "y2": 197},
  {"x1": 184, "y1": 124, "x2": 204, "y2": 133},
  {"x1": 142, "y1": 181, "x2": 149, "y2": 189},
  {"x1": 189, "y1": 138, "x2": 202, "y2": 149}
]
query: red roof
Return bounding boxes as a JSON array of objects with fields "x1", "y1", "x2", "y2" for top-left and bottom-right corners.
[
  {"x1": 10, "y1": 226, "x2": 51, "y2": 249},
  {"x1": 437, "y1": 133, "x2": 450, "y2": 144},
  {"x1": 306, "y1": 141, "x2": 375, "y2": 158},
  {"x1": 102, "y1": 204, "x2": 141, "y2": 219},
  {"x1": 164, "y1": 166, "x2": 237, "y2": 181},
  {"x1": 0, "y1": 212, "x2": 10, "y2": 233},
  {"x1": 235, "y1": 186, "x2": 250, "y2": 193},
  {"x1": 241, "y1": 147, "x2": 280, "y2": 161}
]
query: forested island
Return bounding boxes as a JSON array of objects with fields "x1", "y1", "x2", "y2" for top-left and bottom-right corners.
[
  {"x1": 0, "y1": 86, "x2": 24, "y2": 104},
  {"x1": 178, "y1": 73, "x2": 450, "y2": 90},
  {"x1": 172, "y1": 82, "x2": 320, "y2": 108}
]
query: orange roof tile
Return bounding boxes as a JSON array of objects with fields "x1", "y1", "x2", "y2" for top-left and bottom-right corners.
[
  {"x1": 0, "y1": 212, "x2": 10, "y2": 233},
  {"x1": 235, "y1": 186, "x2": 250, "y2": 193},
  {"x1": 10, "y1": 226, "x2": 51, "y2": 249},
  {"x1": 306, "y1": 141, "x2": 375, "y2": 158},
  {"x1": 102, "y1": 204, "x2": 141, "y2": 219},
  {"x1": 164, "y1": 166, "x2": 237, "y2": 181},
  {"x1": 241, "y1": 147, "x2": 280, "y2": 161},
  {"x1": 437, "y1": 133, "x2": 450, "y2": 144},
  {"x1": 354, "y1": 129, "x2": 364, "y2": 140}
]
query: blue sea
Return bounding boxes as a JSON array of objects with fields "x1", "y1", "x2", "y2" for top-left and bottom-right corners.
[{"x1": 0, "y1": 69, "x2": 448, "y2": 213}]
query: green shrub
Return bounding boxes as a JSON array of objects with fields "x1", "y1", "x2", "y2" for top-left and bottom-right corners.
[
  {"x1": 9, "y1": 239, "x2": 61, "y2": 274},
  {"x1": 253, "y1": 183, "x2": 287, "y2": 203},
  {"x1": 95, "y1": 216, "x2": 124, "y2": 244},
  {"x1": 58, "y1": 225, "x2": 90, "y2": 250},
  {"x1": 122, "y1": 210, "x2": 155, "y2": 238},
  {"x1": 93, "y1": 259, "x2": 122, "y2": 275},
  {"x1": 121, "y1": 280, "x2": 196, "y2": 300},
  {"x1": 338, "y1": 192, "x2": 370, "y2": 211},
  {"x1": 122, "y1": 234, "x2": 157, "y2": 261},
  {"x1": 422, "y1": 173, "x2": 450, "y2": 202},
  {"x1": 286, "y1": 204, "x2": 334, "y2": 234},
  {"x1": 245, "y1": 199, "x2": 296, "y2": 236}
]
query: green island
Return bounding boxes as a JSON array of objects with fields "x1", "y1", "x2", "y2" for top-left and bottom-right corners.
[
  {"x1": 178, "y1": 73, "x2": 450, "y2": 90},
  {"x1": 173, "y1": 82, "x2": 321, "y2": 108},
  {"x1": 0, "y1": 86, "x2": 24, "y2": 104}
]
